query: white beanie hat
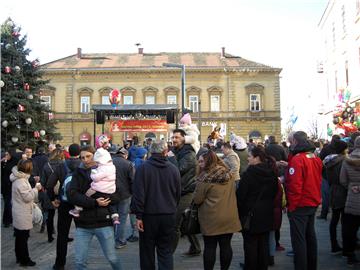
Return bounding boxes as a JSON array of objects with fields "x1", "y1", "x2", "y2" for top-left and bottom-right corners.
[{"x1": 94, "y1": 148, "x2": 112, "y2": 165}]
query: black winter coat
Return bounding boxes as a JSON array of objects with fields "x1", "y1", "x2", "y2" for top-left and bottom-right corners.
[
  {"x1": 68, "y1": 163, "x2": 121, "y2": 229},
  {"x1": 112, "y1": 155, "x2": 134, "y2": 201},
  {"x1": 236, "y1": 163, "x2": 278, "y2": 234},
  {"x1": 173, "y1": 144, "x2": 197, "y2": 196}
]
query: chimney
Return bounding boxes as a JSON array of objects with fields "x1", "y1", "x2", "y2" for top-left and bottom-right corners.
[
  {"x1": 77, "y1": 48, "x2": 82, "y2": 59},
  {"x1": 138, "y1": 48, "x2": 143, "y2": 55},
  {"x1": 221, "y1": 47, "x2": 225, "y2": 58}
]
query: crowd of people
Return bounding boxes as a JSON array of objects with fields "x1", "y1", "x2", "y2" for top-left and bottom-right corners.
[{"x1": 1, "y1": 114, "x2": 360, "y2": 269}]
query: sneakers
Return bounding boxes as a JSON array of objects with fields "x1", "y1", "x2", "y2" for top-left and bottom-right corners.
[
  {"x1": 276, "y1": 245, "x2": 285, "y2": 251},
  {"x1": 331, "y1": 246, "x2": 343, "y2": 255},
  {"x1": 347, "y1": 256, "x2": 360, "y2": 267},
  {"x1": 115, "y1": 241, "x2": 127, "y2": 249},
  {"x1": 127, "y1": 235, "x2": 139, "y2": 242}
]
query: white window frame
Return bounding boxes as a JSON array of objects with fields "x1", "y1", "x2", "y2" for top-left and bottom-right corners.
[
  {"x1": 210, "y1": 95, "x2": 220, "y2": 112},
  {"x1": 189, "y1": 95, "x2": 199, "y2": 113},
  {"x1": 123, "y1": 95, "x2": 133, "y2": 105},
  {"x1": 250, "y1": 94, "x2": 261, "y2": 111},
  {"x1": 101, "y1": 95, "x2": 110, "y2": 105},
  {"x1": 41, "y1": 96, "x2": 51, "y2": 109},
  {"x1": 145, "y1": 95, "x2": 155, "y2": 105},
  {"x1": 80, "y1": 96, "x2": 90, "y2": 113},
  {"x1": 167, "y1": 95, "x2": 177, "y2": 104}
]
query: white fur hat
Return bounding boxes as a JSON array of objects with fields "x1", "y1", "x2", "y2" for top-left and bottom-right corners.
[
  {"x1": 233, "y1": 136, "x2": 247, "y2": 150},
  {"x1": 94, "y1": 148, "x2": 112, "y2": 164}
]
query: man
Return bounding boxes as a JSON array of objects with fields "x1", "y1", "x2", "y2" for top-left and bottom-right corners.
[
  {"x1": 131, "y1": 140, "x2": 181, "y2": 270},
  {"x1": 111, "y1": 146, "x2": 135, "y2": 249},
  {"x1": 171, "y1": 129, "x2": 201, "y2": 256},
  {"x1": 285, "y1": 131, "x2": 322, "y2": 270},
  {"x1": 221, "y1": 142, "x2": 240, "y2": 184},
  {"x1": 265, "y1": 135, "x2": 288, "y2": 163}
]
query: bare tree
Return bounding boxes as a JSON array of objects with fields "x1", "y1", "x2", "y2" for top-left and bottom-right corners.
[{"x1": 307, "y1": 118, "x2": 323, "y2": 140}]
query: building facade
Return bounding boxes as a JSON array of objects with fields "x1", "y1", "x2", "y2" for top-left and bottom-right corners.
[{"x1": 40, "y1": 48, "x2": 282, "y2": 146}]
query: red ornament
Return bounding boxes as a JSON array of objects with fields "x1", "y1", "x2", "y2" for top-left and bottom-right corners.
[
  {"x1": 109, "y1": 89, "x2": 121, "y2": 107},
  {"x1": 17, "y1": 104, "x2": 25, "y2": 112},
  {"x1": 24, "y1": 83, "x2": 30, "y2": 91},
  {"x1": 31, "y1": 60, "x2": 40, "y2": 68},
  {"x1": 34, "y1": 131, "x2": 40, "y2": 138},
  {"x1": 12, "y1": 31, "x2": 20, "y2": 37},
  {"x1": 48, "y1": 113, "x2": 54, "y2": 120},
  {"x1": 4, "y1": 66, "x2": 11, "y2": 73}
]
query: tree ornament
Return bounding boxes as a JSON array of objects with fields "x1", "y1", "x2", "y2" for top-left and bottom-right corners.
[
  {"x1": 4, "y1": 66, "x2": 11, "y2": 73},
  {"x1": 40, "y1": 130, "x2": 46, "y2": 136},
  {"x1": 14, "y1": 66, "x2": 21, "y2": 72},
  {"x1": 17, "y1": 104, "x2": 25, "y2": 112},
  {"x1": 27, "y1": 94, "x2": 34, "y2": 100},
  {"x1": 6, "y1": 20, "x2": 14, "y2": 27},
  {"x1": 16, "y1": 124, "x2": 21, "y2": 129},
  {"x1": 24, "y1": 83, "x2": 30, "y2": 91},
  {"x1": 2, "y1": 120, "x2": 8, "y2": 128},
  {"x1": 11, "y1": 136, "x2": 19, "y2": 143},
  {"x1": 12, "y1": 31, "x2": 20, "y2": 37},
  {"x1": 5, "y1": 44, "x2": 11, "y2": 50},
  {"x1": 109, "y1": 88, "x2": 121, "y2": 108},
  {"x1": 0, "y1": 80, "x2": 4, "y2": 88},
  {"x1": 34, "y1": 131, "x2": 40, "y2": 138},
  {"x1": 31, "y1": 60, "x2": 40, "y2": 68},
  {"x1": 25, "y1": 118, "x2": 32, "y2": 125}
]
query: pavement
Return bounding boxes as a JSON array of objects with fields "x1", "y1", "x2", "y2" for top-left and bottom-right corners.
[{"x1": 1, "y1": 208, "x2": 359, "y2": 269}]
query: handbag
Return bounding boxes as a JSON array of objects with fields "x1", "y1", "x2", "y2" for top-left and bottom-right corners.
[
  {"x1": 181, "y1": 201, "x2": 200, "y2": 235},
  {"x1": 241, "y1": 187, "x2": 266, "y2": 232},
  {"x1": 32, "y1": 203, "x2": 43, "y2": 225}
]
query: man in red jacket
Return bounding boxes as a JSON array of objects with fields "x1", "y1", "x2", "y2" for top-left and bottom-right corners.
[{"x1": 285, "y1": 131, "x2": 322, "y2": 270}]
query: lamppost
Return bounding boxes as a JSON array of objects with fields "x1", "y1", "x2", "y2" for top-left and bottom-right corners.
[{"x1": 162, "y1": 63, "x2": 186, "y2": 114}]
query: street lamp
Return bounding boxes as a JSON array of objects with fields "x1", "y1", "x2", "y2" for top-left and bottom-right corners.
[{"x1": 162, "y1": 63, "x2": 186, "y2": 114}]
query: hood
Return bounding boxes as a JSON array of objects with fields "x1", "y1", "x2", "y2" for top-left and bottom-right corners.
[
  {"x1": 181, "y1": 124, "x2": 200, "y2": 135},
  {"x1": 65, "y1": 158, "x2": 81, "y2": 173},
  {"x1": 323, "y1": 154, "x2": 345, "y2": 169},
  {"x1": 146, "y1": 154, "x2": 171, "y2": 168},
  {"x1": 345, "y1": 149, "x2": 360, "y2": 170},
  {"x1": 10, "y1": 166, "x2": 30, "y2": 183},
  {"x1": 135, "y1": 147, "x2": 148, "y2": 159},
  {"x1": 247, "y1": 163, "x2": 277, "y2": 184},
  {"x1": 292, "y1": 140, "x2": 316, "y2": 155}
]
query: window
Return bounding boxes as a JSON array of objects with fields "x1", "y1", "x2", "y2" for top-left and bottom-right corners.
[
  {"x1": 167, "y1": 95, "x2": 177, "y2": 104},
  {"x1": 145, "y1": 95, "x2": 155, "y2": 104},
  {"x1": 123, "y1": 95, "x2": 133, "y2": 104},
  {"x1": 189, "y1": 95, "x2": 198, "y2": 112},
  {"x1": 81, "y1": 96, "x2": 90, "y2": 113},
  {"x1": 250, "y1": 94, "x2": 260, "y2": 111},
  {"x1": 101, "y1": 95, "x2": 110, "y2": 105},
  {"x1": 210, "y1": 95, "x2": 220, "y2": 111},
  {"x1": 41, "y1": 96, "x2": 51, "y2": 109},
  {"x1": 342, "y1": 5, "x2": 346, "y2": 36}
]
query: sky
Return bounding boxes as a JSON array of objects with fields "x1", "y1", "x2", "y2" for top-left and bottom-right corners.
[{"x1": 1, "y1": 0, "x2": 329, "y2": 135}]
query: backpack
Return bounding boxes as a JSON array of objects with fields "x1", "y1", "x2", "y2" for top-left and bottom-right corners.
[{"x1": 61, "y1": 161, "x2": 72, "y2": 202}]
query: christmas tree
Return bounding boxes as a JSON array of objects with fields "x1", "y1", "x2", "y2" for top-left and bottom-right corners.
[{"x1": 1, "y1": 18, "x2": 61, "y2": 149}]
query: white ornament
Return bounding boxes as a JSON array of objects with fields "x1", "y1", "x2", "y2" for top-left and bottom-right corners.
[
  {"x1": 6, "y1": 21, "x2": 14, "y2": 27},
  {"x1": 0, "y1": 80, "x2": 4, "y2": 88},
  {"x1": 27, "y1": 94, "x2": 34, "y2": 100},
  {"x1": 11, "y1": 136, "x2": 19, "y2": 143},
  {"x1": 14, "y1": 66, "x2": 21, "y2": 72},
  {"x1": 40, "y1": 130, "x2": 46, "y2": 136},
  {"x1": 5, "y1": 44, "x2": 11, "y2": 50},
  {"x1": 25, "y1": 118, "x2": 32, "y2": 125},
  {"x1": 2, "y1": 120, "x2": 9, "y2": 127}
]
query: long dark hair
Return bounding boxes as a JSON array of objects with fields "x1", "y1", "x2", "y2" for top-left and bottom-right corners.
[
  {"x1": 198, "y1": 150, "x2": 227, "y2": 174},
  {"x1": 250, "y1": 146, "x2": 278, "y2": 174}
]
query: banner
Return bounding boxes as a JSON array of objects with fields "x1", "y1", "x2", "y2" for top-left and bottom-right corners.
[{"x1": 110, "y1": 120, "x2": 168, "y2": 132}]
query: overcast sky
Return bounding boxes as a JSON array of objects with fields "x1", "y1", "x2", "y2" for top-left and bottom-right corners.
[{"x1": 1, "y1": 0, "x2": 329, "y2": 133}]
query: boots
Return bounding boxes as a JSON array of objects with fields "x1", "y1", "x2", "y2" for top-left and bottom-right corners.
[{"x1": 268, "y1": 256, "x2": 274, "y2": 266}]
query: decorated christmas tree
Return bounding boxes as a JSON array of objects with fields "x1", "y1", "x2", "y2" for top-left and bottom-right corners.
[{"x1": 1, "y1": 18, "x2": 61, "y2": 149}]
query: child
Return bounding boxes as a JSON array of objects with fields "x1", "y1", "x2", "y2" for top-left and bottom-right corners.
[
  {"x1": 179, "y1": 113, "x2": 200, "y2": 153},
  {"x1": 69, "y1": 140, "x2": 120, "y2": 225}
]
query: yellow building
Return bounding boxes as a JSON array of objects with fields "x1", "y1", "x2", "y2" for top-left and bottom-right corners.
[{"x1": 41, "y1": 48, "x2": 282, "y2": 146}]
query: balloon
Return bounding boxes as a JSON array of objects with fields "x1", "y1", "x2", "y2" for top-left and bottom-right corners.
[
  {"x1": 327, "y1": 127, "x2": 333, "y2": 137},
  {"x1": 342, "y1": 111, "x2": 349, "y2": 119},
  {"x1": 109, "y1": 89, "x2": 121, "y2": 108},
  {"x1": 333, "y1": 117, "x2": 339, "y2": 125}
]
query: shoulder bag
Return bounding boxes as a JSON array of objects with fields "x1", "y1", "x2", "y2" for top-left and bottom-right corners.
[{"x1": 181, "y1": 201, "x2": 200, "y2": 235}]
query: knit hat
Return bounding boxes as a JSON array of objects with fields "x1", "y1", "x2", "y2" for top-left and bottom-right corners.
[
  {"x1": 233, "y1": 136, "x2": 247, "y2": 150},
  {"x1": 68, "y1": 143, "x2": 81, "y2": 157},
  {"x1": 180, "y1": 113, "x2": 192, "y2": 125},
  {"x1": 95, "y1": 134, "x2": 110, "y2": 149},
  {"x1": 331, "y1": 139, "x2": 348, "y2": 154},
  {"x1": 94, "y1": 148, "x2": 112, "y2": 165},
  {"x1": 355, "y1": 136, "x2": 360, "y2": 149}
]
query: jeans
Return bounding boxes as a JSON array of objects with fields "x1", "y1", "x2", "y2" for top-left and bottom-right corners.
[
  {"x1": 288, "y1": 207, "x2": 318, "y2": 270},
  {"x1": 269, "y1": 230, "x2": 276, "y2": 256},
  {"x1": 203, "y1": 234, "x2": 233, "y2": 270},
  {"x1": 115, "y1": 197, "x2": 131, "y2": 244},
  {"x1": 74, "y1": 226, "x2": 122, "y2": 270},
  {"x1": 320, "y1": 178, "x2": 330, "y2": 218},
  {"x1": 129, "y1": 213, "x2": 139, "y2": 237}
]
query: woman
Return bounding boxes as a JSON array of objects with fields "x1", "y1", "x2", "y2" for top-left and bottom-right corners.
[
  {"x1": 41, "y1": 149, "x2": 65, "y2": 242},
  {"x1": 1, "y1": 149, "x2": 20, "y2": 227},
  {"x1": 236, "y1": 146, "x2": 278, "y2": 270},
  {"x1": 193, "y1": 150, "x2": 241, "y2": 270},
  {"x1": 11, "y1": 159, "x2": 42, "y2": 266},
  {"x1": 67, "y1": 145, "x2": 122, "y2": 270}
]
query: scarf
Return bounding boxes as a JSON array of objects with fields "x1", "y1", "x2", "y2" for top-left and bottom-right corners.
[{"x1": 197, "y1": 165, "x2": 231, "y2": 184}]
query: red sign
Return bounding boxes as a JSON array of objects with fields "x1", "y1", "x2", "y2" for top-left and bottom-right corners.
[{"x1": 110, "y1": 120, "x2": 168, "y2": 132}]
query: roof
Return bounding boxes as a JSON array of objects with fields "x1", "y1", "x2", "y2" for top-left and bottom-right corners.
[{"x1": 41, "y1": 52, "x2": 281, "y2": 72}]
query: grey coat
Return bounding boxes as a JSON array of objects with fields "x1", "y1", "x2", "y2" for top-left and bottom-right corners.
[
  {"x1": 223, "y1": 150, "x2": 240, "y2": 181},
  {"x1": 10, "y1": 167, "x2": 38, "y2": 230},
  {"x1": 340, "y1": 149, "x2": 360, "y2": 215}
]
